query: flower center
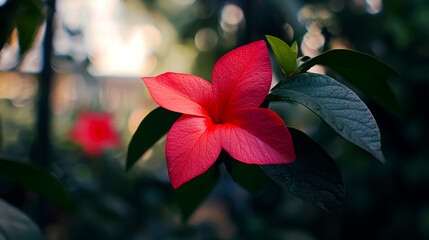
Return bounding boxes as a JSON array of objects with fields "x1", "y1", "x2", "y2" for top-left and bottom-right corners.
[{"x1": 90, "y1": 123, "x2": 108, "y2": 140}]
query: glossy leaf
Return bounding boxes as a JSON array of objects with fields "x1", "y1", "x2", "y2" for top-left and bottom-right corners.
[
  {"x1": 0, "y1": 3, "x2": 16, "y2": 52},
  {"x1": 270, "y1": 73, "x2": 385, "y2": 163},
  {"x1": 16, "y1": 14, "x2": 42, "y2": 55},
  {"x1": 291, "y1": 41, "x2": 298, "y2": 55},
  {"x1": 173, "y1": 163, "x2": 219, "y2": 221},
  {"x1": 329, "y1": 66, "x2": 401, "y2": 116},
  {"x1": 0, "y1": 0, "x2": 44, "y2": 55},
  {"x1": 266, "y1": 35, "x2": 297, "y2": 75},
  {"x1": 0, "y1": 158, "x2": 71, "y2": 210},
  {"x1": 126, "y1": 107, "x2": 181, "y2": 171},
  {"x1": 0, "y1": 199, "x2": 43, "y2": 240},
  {"x1": 298, "y1": 49, "x2": 398, "y2": 76},
  {"x1": 221, "y1": 150, "x2": 268, "y2": 193},
  {"x1": 298, "y1": 49, "x2": 401, "y2": 115},
  {"x1": 261, "y1": 128, "x2": 345, "y2": 213}
]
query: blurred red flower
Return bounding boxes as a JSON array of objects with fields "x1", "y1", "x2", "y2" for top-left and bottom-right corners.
[{"x1": 69, "y1": 111, "x2": 120, "y2": 157}]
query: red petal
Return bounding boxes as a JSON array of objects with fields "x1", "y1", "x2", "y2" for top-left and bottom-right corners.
[
  {"x1": 69, "y1": 111, "x2": 119, "y2": 157},
  {"x1": 142, "y1": 73, "x2": 213, "y2": 117},
  {"x1": 166, "y1": 115, "x2": 222, "y2": 188},
  {"x1": 212, "y1": 40, "x2": 272, "y2": 120},
  {"x1": 221, "y1": 108, "x2": 295, "y2": 165}
]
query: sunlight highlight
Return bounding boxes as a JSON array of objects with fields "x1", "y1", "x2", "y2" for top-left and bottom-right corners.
[
  {"x1": 195, "y1": 28, "x2": 218, "y2": 52},
  {"x1": 366, "y1": 0, "x2": 382, "y2": 14},
  {"x1": 220, "y1": 4, "x2": 244, "y2": 32}
]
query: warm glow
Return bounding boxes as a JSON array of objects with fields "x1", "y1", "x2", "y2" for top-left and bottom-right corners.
[
  {"x1": 301, "y1": 21, "x2": 325, "y2": 58},
  {"x1": 303, "y1": 32, "x2": 325, "y2": 50},
  {"x1": 56, "y1": 0, "x2": 163, "y2": 76},
  {"x1": 195, "y1": 28, "x2": 218, "y2": 52},
  {"x1": 51, "y1": 74, "x2": 86, "y2": 115},
  {"x1": 0, "y1": 72, "x2": 38, "y2": 104},
  {"x1": 283, "y1": 23, "x2": 294, "y2": 41},
  {"x1": 90, "y1": 27, "x2": 149, "y2": 76},
  {"x1": 128, "y1": 108, "x2": 151, "y2": 134},
  {"x1": 220, "y1": 4, "x2": 244, "y2": 32},
  {"x1": 0, "y1": 29, "x2": 19, "y2": 70},
  {"x1": 366, "y1": 0, "x2": 382, "y2": 14}
]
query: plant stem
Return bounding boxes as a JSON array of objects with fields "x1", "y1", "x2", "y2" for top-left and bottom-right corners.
[{"x1": 33, "y1": 0, "x2": 56, "y2": 168}]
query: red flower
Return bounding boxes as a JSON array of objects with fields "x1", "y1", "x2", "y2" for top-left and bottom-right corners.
[
  {"x1": 69, "y1": 111, "x2": 120, "y2": 157},
  {"x1": 142, "y1": 40, "x2": 295, "y2": 188}
]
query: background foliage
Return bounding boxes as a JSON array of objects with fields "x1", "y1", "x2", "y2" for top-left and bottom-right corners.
[{"x1": 1, "y1": 0, "x2": 429, "y2": 239}]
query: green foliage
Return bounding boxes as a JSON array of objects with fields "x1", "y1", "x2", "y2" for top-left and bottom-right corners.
[
  {"x1": 126, "y1": 107, "x2": 181, "y2": 171},
  {"x1": 173, "y1": 163, "x2": 219, "y2": 221},
  {"x1": 127, "y1": 36, "x2": 400, "y2": 217},
  {"x1": 298, "y1": 49, "x2": 401, "y2": 116},
  {"x1": 15, "y1": 7, "x2": 43, "y2": 54},
  {"x1": 0, "y1": 2, "x2": 17, "y2": 50},
  {"x1": 291, "y1": 41, "x2": 298, "y2": 55},
  {"x1": 0, "y1": 199, "x2": 43, "y2": 240},
  {"x1": 261, "y1": 128, "x2": 344, "y2": 213},
  {"x1": 265, "y1": 35, "x2": 297, "y2": 76},
  {"x1": 0, "y1": 0, "x2": 44, "y2": 56},
  {"x1": 298, "y1": 49, "x2": 398, "y2": 76},
  {"x1": 0, "y1": 158, "x2": 71, "y2": 210},
  {"x1": 222, "y1": 150, "x2": 268, "y2": 193},
  {"x1": 270, "y1": 73, "x2": 385, "y2": 163}
]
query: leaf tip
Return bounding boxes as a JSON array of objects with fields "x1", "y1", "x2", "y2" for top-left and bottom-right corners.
[
  {"x1": 125, "y1": 155, "x2": 135, "y2": 172},
  {"x1": 291, "y1": 41, "x2": 298, "y2": 55}
]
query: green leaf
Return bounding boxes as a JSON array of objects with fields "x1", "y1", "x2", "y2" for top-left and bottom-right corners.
[
  {"x1": 0, "y1": 158, "x2": 71, "y2": 210},
  {"x1": 0, "y1": 6, "x2": 16, "y2": 51},
  {"x1": 126, "y1": 107, "x2": 181, "y2": 171},
  {"x1": 298, "y1": 49, "x2": 398, "y2": 76},
  {"x1": 291, "y1": 41, "x2": 298, "y2": 55},
  {"x1": 270, "y1": 73, "x2": 385, "y2": 163},
  {"x1": 298, "y1": 49, "x2": 401, "y2": 116},
  {"x1": 15, "y1": 0, "x2": 44, "y2": 55},
  {"x1": 221, "y1": 150, "x2": 268, "y2": 193},
  {"x1": 266, "y1": 35, "x2": 297, "y2": 76},
  {"x1": 0, "y1": 198, "x2": 43, "y2": 240},
  {"x1": 329, "y1": 66, "x2": 401, "y2": 116},
  {"x1": 260, "y1": 128, "x2": 345, "y2": 213},
  {"x1": 173, "y1": 163, "x2": 219, "y2": 221},
  {"x1": 0, "y1": 0, "x2": 44, "y2": 55},
  {"x1": 15, "y1": 17, "x2": 41, "y2": 55}
]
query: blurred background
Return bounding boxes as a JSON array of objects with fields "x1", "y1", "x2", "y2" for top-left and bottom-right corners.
[{"x1": 1, "y1": 0, "x2": 429, "y2": 239}]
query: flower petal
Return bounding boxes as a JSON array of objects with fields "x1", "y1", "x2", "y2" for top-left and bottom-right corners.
[
  {"x1": 142, "y1": 73, "x2": 213, "y2": 117},
  {"x1": 69, "y1": 111, "x2": 119, "y2": 157},
  {"x1": 212, "y1": 40, "x2": 272, "y2": 119},
  {"x1": 166, "y1": 115, "x2": 222, "y2": 188},
  {"x1": 221, "y1": 108, "x2": 295, "y2": 165}
]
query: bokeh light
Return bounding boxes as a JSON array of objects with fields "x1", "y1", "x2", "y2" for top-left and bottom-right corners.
[
  {"x1": 220, "y1": 4, "x2": 244, "y2": 32},
  {"x1": 366, "y1": 0, "x2": 383, "y2": 14},
  {"x1": 195, "y1": 28, "x2": 218, "y2": 52},
  {"x1": 1, "y1": 0, "x2": 428, "y2": 239}
]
